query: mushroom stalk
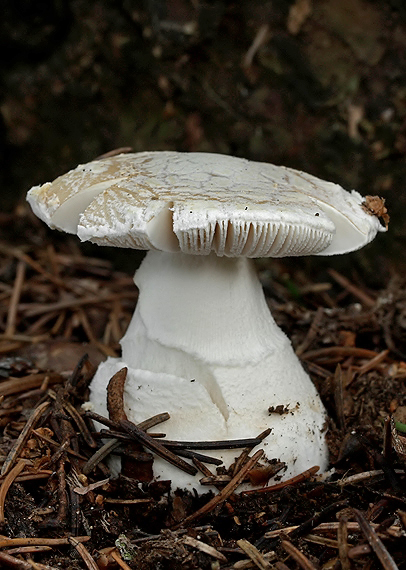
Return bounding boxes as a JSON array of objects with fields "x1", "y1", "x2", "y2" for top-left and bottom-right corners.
[
  {"x1": 123, "y1": 251, "x2": 288, "y2": 380},
  {"x1": 90, "y1": 250, "x2": 328, "y2": 490}
]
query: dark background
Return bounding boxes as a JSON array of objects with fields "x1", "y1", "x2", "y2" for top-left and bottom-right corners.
[{"x1": 1, "y1": 0, "x2": 404, "y2": 278}]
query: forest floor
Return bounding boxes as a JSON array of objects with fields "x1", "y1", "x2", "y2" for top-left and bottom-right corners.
[{"x1": 0, "y1": 207, "x2": 404, "y2": 569}]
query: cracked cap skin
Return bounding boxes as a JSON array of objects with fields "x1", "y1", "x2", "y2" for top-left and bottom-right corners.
[{"x1": 27, "y1": 151, "x2": 385, "y2": 258}]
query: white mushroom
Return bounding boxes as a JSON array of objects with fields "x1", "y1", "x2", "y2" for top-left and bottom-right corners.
[{"x1": 27, "y1": 151, "x2": 386, "y2": 491}]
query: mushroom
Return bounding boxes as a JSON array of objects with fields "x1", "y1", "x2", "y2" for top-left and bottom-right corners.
[{"x1": 27, "y1": 151, "x2": 386, "y2": 490}]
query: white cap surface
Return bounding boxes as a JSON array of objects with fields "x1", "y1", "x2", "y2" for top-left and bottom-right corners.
[{"x1": 27, "y1": 151, "x2": 385, "y2": 257}]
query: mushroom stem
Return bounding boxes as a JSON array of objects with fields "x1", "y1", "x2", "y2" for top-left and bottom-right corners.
[
  {"x1": 90, "y1": 251, "x2": 328, "y2": 490},
  {"x1": 123, "y1": 251, "x2": 288, "y2": 373}
]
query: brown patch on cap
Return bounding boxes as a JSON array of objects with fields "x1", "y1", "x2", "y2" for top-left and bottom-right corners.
[{"x1": 362, "y1": 195, "x2": 389, "y2": 230}]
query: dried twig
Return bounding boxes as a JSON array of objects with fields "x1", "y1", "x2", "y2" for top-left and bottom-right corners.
[
  {"x1": 110, "y1": 549, "x2": 133, "y2": 570},
  {"x1": 281, "y1": 540, "x2": 318, "y2": 570},
  {"x1": 97, "y1": 429, "x2": 156, "y2": 441},
  {"x1": 73, "y1": 478, "x2": 110, "y2": 495},
  {"x1": 176, "y1": 448, "x2": 223, "y2": 465},
  {"x1": 352, "y1": 508, "x2": 399, "y2": 570},
  {"x1": 68, "y1": 537, "x2": 99, "y2": 570},
  {"x1": 0, "y1": 374, "x2": 62, "y2": 397},
  {"x1": 265, "y1": 521, "x2": 403, "y2": 540},
  {"x1": 301, "y1": 346, "x2": 381, "y2": 361},
  {"x1": 5, "y1": 546, "x2": 52, "y2": 555},
  {"x1": 137, "y1": 412, "x2": 170, "y2": 431},
  {"x1": 237, "y1": 538, "x2": 271, "y2": 569},
  {"x1": 96, "y1": 147, "x2": 133, "y2": 159},
  {"x1": 62, "y1": 401, "x2": 97, "y2": 448},
  {"x1": 5, "y1": 260, "x2": 26, "y2": 337},
  {"x1": 348, "y1": 543, "x2": 373, "y2": 558},
  {"x1": 85, "y1": 410, "x2": 122, "y2": 430},
  {"x1": 120, "y1": 419, "x2": 197, "y2": 476},
  {"x1": 337, "y1": 515, "x2": 351, "y2": 570},
  {"x1": 199, "y1": 474, "x2": 242, "y2": 485},
  {"x1": 5, "y1": 471, "x2": 53, "y2": 483},
  {"x1": 241, "y1": 465, "x2": 319, "y2": 496},
  {"x1": 296, "y1": 306, "x2": 324, "y2": 356},
  {"x1": 242, "y1": 24, "x2": 270, "y2": 68},
  {"x1": 55, "y1": 456, "x2": 68, "y2": 526},
  {"x1": 328, "y1": 268, "x2": 376, "y2": 307},
  {"x1": 174, "y1": 449, "x2": 264, "y2": 528},
  {"x1": 104, "y1": 498, "x2": 153, "y2": 505},
  {"x1": 1, "y1": 401, "x2": 50, "y2": 476},
  {"x1": 0, "y1": 550, "x2": 34, "y2": 569},
  {"x1": 274, "y1": 562, "x2": 291, "y2": 570},
  {"x1": 162, "y1": 436, "x2": 265, "y2": 450},
  {"x1": 289, "y1": 500, "x2": 350, "y2": 541},
  {"x1": 183, "y1": 535, "x2": 228, "y2": 562},
  {"x1": 357, "y1": 349, "x2": 390, "y2": 375},
  {"x1": 77, "y1": 309, "x2": 116, "y2": 357},
  {"x1": 0, "y1": 460, "x2": 26, "y2": 525},
  {"x1": 0, "y1": 244, "x2": 78, "y2": 294},
  {"x1": 336, "y1": 469, "x2": 404, "y2": 486},
  {"x1": 82, "y1": 439, "x2": 122, "y2": 475},
  {"x1": 304, "y1": 534, "x2": 340, "y2": 548},
  {"x1": 334, "y1": 364, "x2": 346, "y2": 430},
  {"x1": 107, "y1": 367, "x2": 128, "y2": 423},
  {"x1": 0, "y1": 536, "x2": 90, "y2": 548},
  {"x1": 32, "y1": 429, "x2": 88, "y2": 461},
  {"x1": 22, "y1": 292, "x2": 137, "y2": 318},
  {"x1": 232, "y1": 429, "x2": 272, "y2": 478},
  {"x1": 45, "y1": 439, "x2": 70, "y2": 467}
]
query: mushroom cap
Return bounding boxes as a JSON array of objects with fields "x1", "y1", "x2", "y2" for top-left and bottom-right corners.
[{"x1": 27, "y1": 151, "x2": 385, "y2": 257}]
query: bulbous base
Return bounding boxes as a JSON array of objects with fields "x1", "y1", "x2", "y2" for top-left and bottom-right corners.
[
  {"x1": 90, "y1": 353, "x2": 328, "y2": 491},
  {"x1": 89, "y1": 251, "x2": 329, "y2": 492}
]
